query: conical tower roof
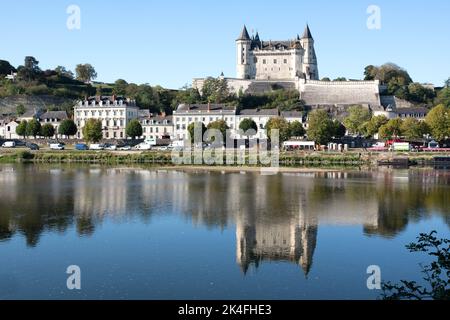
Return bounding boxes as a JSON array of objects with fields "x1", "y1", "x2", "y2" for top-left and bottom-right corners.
[
  {"x1": 302, "y1": 24, "x2": 313, "y2": 39},
  {"x1": 237, "y1": 25, "x2": 251, "y2": 41}
]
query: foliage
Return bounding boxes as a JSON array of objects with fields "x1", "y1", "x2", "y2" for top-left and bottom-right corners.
[
  {"x1": 332, "y1": 120, "x2": 346, "y2": 138},
  {"x1": 16, "y1": 104, "x2": 26, "y2": 116},
  {"x1": 126, "y1": 119, "x2": 143, "y2": 139},
  {"x1": 75, "y1": 64, "x2": 97, "y2": 83},
  {"x1": 381, "y1": 231, "x2": 449, "y2": 300},
  {"x1": 289, "y1": 120, "x2": 306, "y2": 138},
  {"x1": 40, "y1": 124, "x2": 55, "y2": 138},
  {"x1": 365, "y1": 115, "x2": 388, "y2": 137},
  {"x1": 207, "y1": 120, "x2": 229, "y2": 142},
  {"x1": 26, "y1": 119, "x2": 41, "y2": 138},
  {"x1": 378, "y1": 118, "x2": 403, "y2": 140},
  {"x1": 82, "y1": 119, "x2": 103, "y2": 143},
  {"x1": 435, "y1": 87, "x2": 450, "y2": 108},
  {"x1": 265, "y1": 117, "x2": 291, "y2": 142},
  {"x1": 238, "y1": 90, "x2": 304, "y2": 111},
  {"x1": 201, "y1": 77, "x2": 231, "y2": 104},
  {"x1": 16, "y1": 120, "x2": 28, "y2": 138},
  {"x1": 0, "y1": 59, "x2": 16, "y2": 76},
  {"x1": 343, "y1": 105, "x2": 371, "y2": 135},
  {"x1": 407, "y1": 83, "x2": 435, "y2": 104},
  {"x1": 58, "y1": 119, "x2": 78, "y2": 137},
  {"x1": 239, "y1": 118, "x2": 258, "y2": 137},
  {"x1": 333, "y1": 77, "x2": 347, "y2": 81},
  {"x1": 306, "y1": 110, "x2": 335, "y2": 145},
  {"x1": 400, "y1": 118, "x2": 430, "y2": 140},
  {"x1": 187, "y1": 122, "x2": 207, "y2": 143},
  {"x1": 425, "y1": 104, "x2": 450, "y2": 141}
]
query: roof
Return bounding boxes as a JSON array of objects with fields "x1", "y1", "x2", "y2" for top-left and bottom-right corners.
[
  {"x1": 39, "y1": 111, "x2": 68, "y2": 121},
  {"x1": 281, "y1": 111, "x2": 304, "y2": 118},
  {"x1": 396, "y1": 107, "x2": 429, "y2": 115},
  {"x1": 141, "y1": 115, "x2": 173, "y2": 124},
  {"x1": 238, "y1": 108, "x2": 279, "y2": 116},
  {"x1": 175, "y1": 104, "x2": 236, "y2": 114},
  {"x1": 302, "y1": 24, "x2": 313, "y2": 39},
  {"x1": 237, "y1": 25, "x2": 251, "y2": 41}
]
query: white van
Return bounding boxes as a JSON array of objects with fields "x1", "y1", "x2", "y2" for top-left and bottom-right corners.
[
  {"x1": 1, "y1": 141, "x2": 16, "y2": 148},
  {"x1": 90, "y1": 144, "x2": 105, "y2": 150},
  {"x1": 50, "y1": 143, "x2": 65, "y2": 150},
  {"x1": 135, "y1": 143, "x2": 152, "y2": 150}
]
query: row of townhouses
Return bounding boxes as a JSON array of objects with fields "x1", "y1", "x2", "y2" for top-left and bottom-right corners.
[{"x1": 1, "y1": 95, "x2": 430, "y2": 142}]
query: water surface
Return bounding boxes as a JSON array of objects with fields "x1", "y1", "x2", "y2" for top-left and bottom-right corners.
[{"x1": 0, "y1": 164, "x2": 448, "y2": 299}]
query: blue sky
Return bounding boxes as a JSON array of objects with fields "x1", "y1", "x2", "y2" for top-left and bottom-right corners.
[{"x1": 1, "y1": 0, "x2": 449, "y2": 89}]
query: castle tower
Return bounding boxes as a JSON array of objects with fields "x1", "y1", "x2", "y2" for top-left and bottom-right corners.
[
  {"x1": 236, "y1": 25, "x2": 253, "y2": 79},
  {"x1": 300, "y1": 25, "x2": 319, "y2": 80}
]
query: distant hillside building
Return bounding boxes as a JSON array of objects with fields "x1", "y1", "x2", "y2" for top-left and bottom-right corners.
[{"x1": 193, "y1": 25, "x2": 383, "y2": 110}]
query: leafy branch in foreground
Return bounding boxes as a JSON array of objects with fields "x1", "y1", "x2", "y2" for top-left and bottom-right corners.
[{"x1": 381, "y1": 231, "x2": 450, "y2": 300}]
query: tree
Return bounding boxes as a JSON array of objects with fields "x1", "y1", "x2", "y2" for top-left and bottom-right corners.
[
  {"x1": 435, "y1": 87, "x2": 450, "y2": 108},
  {"x1": 82, "y1": 119, "x2": 103, "y2": 143},
  {"x1": 58, "y1": 119, "x2": 78, "y2": 138},
  {"x1": 201, "y1": 77, "x2": 230, "y2": 104},
  {"x1": 16, "y1": 104, "x2": 26, "y2": 116},
  {"x1": 54, "y1": 66, "x2": 74, "y2": 79},
  {"x1": 24, "y1": 56, "x2": 40, "y2": 71},
  {"x1": 289, "y1": 121, "x2": 305, "y2": 138},
  {"x1": 0, "y1": 59, "x2": 16, "y2": 76},
  {"x1": 26, "y1": 119, "x2": 41, "y2": 138},
  {"x1": 40, "y1": 124, "x2": 55, "y2": 139},
  {"x1": 18, "y1": 56, "x2": 41, "y2": 81},
  {"x1": 343, "y1": 105, "x2": 371, "y2": 135},
  {"x1": 306, "y1": 110, "x2": 335, "y2": 145},
  {"x1": 407, "y1": 83, "x2": 435, "y2": 104},
  {"x1": 265, "y1": 117, "x2": 291, "y2": 142},
  {"x1": 378, "y1": 118, "x2": 403, "y2": 140},
  {"x1": 445, "y1": 77, "x2": 450, "y2": 88},
  {"x1": 126, "y1": 119, "x2": 143, "y2": 139},
  {"x1": 364, "y1": 65, "x2": 377, "y2": 80},
  {"x1": 365, "y1": 115, "x2": 388, "y2": 137},
  {"x1": 16, "y1": 120, "x2": 28, "y2": 138},
  {"x1": 207, "y1": 120, "x2": 229, "y2": 142},
  {"x1": 321, "y1": 77, "x2": 331, "y2": 82},
  {"x1": 239, "y1": 118, "x2": 258, "y2": 137},
  {"x1": 113, "y1": 79, "x2": 128, "y2": 96},
  {"x1": 187, "y1": 122, "x2": 207, "y2": 143},
  {"x1": 333, "y1": 77, "x2": 347, "y2": 81},
  {"x1": 401, "y1": 118, "x2": 430, "y2": 140},
  {"x1": 381, "y1": 231, "x2": 449, "y2": 300},
  {"x1": 425, "y1": 104, "x2": 450, "y2": 141},
  {"x1": 332, "y1": 120, "x2": 346, "y2": 138},
  {"x1": 75, "y1": 64, "x2": 97, "y2": 83}
]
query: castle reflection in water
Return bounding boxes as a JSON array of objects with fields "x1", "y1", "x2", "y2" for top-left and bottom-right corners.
[{"x1": 0, "y1": 165, "x2": 449, "y2": 275}]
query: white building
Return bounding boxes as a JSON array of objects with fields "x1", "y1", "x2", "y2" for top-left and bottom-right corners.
[
  {"x1": 140, "y1": 113, "x2": 174, "y2": 140},
  {"x1": 1, "y1": 120, "x2": 20, "y2": 139},
  {"x1": 173, "y1": 104, "x2": 237, "y2": 140},
  {"x1": 38, "y1": 111, "x2": 69, "y2": 138},
  {"x1": 235, "y1": 108, "x2": 279, "y2": 139},
  {"x1": 74, "y1": 96, "x2": 139, "y2": 140}
]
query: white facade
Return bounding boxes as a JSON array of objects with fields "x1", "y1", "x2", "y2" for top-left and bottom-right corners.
[
  {"x1": 236, "y1": 25, "x2": 318, "y2": 81},
  {"x1": 1, "y1": 121, "x2": 20, "y2": 139},
  {"x1": 141, "y1": 115, "x2": 174, "y2": 140},
  {"x1": 74, "y1": 96, "x2": 139, "y2": 140}
]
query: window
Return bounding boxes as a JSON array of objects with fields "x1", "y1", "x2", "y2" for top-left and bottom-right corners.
[
  {"x1": 284, "y1": 59, "x2": 287, "y2": 64},
  {"x1": 273, "y1": 59, "x2": 277, "y2": 64},
  {"x1": 263, "y1": 59, "x2": 266, "y2": 64}
]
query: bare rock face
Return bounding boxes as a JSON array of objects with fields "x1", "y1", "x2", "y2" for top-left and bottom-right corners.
[{"x1": 0, "y1": 95, "x2": 74, "y2": 115}]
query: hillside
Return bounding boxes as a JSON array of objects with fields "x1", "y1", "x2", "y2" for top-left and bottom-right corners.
[{"x1": 0, "y1": 95, "x2": 75, "y2": 116}]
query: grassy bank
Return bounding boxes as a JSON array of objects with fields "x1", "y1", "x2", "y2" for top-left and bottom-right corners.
[{"x1": 1, "y1": 149, "x2": 448, "y2": 167}]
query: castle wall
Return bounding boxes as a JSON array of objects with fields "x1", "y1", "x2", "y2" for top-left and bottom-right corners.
[{"x1": 253, "y1": 50, "x2": 300, "y2": 80}]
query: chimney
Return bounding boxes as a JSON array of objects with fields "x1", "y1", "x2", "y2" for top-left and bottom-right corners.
[
  {"x1": 161, "y1": 111, "x2": 166, "y2": 118},
  {"x1": 207, "y1": 102, "x2": 211, "y2": 113},
  {"x1": 112, "y1": 94, "x2": 116, "y2": 102}
]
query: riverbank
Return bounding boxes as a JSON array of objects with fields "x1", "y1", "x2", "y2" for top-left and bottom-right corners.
[{"x1": 1, "y1": 149, "x2": 449, "y2": 168}]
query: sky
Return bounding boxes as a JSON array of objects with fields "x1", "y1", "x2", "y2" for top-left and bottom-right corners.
[{"x1": 1, "y1": 0, "x2": 449, "y2": 89}]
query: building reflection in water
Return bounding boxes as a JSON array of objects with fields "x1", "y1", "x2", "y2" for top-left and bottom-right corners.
[{"x1": 0, "y1": 165, "x2": 449, "y2": 275}]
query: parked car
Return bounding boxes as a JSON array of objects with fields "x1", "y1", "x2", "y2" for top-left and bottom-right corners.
[
  {"x1": 157, "y1": 146, "x2": 169, "y2": 151},
  {"x1": 26, "y1": 142, "x2": 39, "y2": 150},
  {"x1": 118, "y1": 145, "x2": 132, "y2": 151},
  {"x1": 1, "y1": 141, "x2": 16, "y2": 148},
  {"x1": 135, "y1": 143, "x2": 152, "y2": 151},
  {"x1": 105, "y1": 144, "x2": 117, "y2": 151},
  {"x1": 50, "y1": 143, "x2": 65, "y2": 150},
  {"x1": 75, "y1": 143, "x2": 89, "y2": 151},
  {"x1": 90, "y1": 144, "x2": 106, "y2": 150}
]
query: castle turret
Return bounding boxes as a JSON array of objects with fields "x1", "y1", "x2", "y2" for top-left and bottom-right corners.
[
  {"x1": 236, "y1": 25, "x2": 253, "y2": 79},
  {"x1": 300, "y1": 24, "x2": 319, "y2": 80}
]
